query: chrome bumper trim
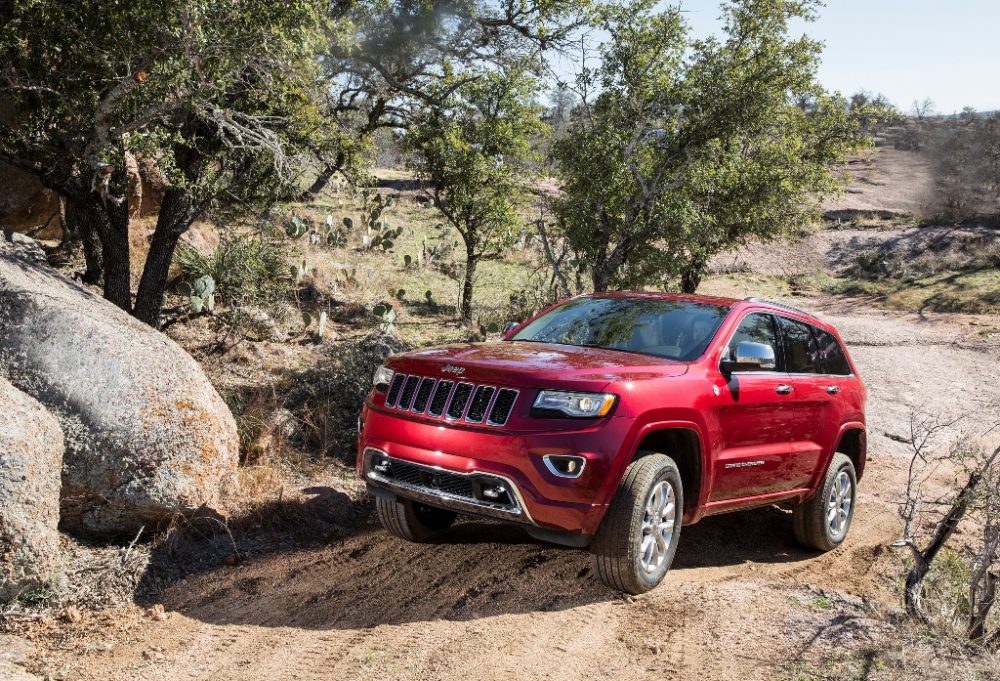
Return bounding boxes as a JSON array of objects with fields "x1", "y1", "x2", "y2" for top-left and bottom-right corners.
[{"x1": 363, "y1": 447, "x2": 534, "y2": 524}]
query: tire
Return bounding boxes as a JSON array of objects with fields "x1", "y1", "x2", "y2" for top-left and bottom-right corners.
[
  {"x1": 793, "y1": 453, "x2": 857, "y2": 551},
  {"x1": 591, "y1": 453, "x2": 684, "y2": 595},
  {"x1": 376, "y1": 496, "x2": 457, "y2": 543}
]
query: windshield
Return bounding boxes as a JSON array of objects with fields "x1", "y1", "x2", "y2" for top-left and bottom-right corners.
[{"x1": 510, "y1": 296, "x2": 730, "y2": 361}]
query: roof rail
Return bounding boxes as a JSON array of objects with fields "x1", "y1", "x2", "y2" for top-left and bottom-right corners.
[{"x1": 743, "y1": 297, "x2": 811, "y2": 316}]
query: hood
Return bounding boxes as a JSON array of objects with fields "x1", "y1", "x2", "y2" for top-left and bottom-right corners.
[{"x1": 388, "y1": 340, "x2": 689, "y2": 390}]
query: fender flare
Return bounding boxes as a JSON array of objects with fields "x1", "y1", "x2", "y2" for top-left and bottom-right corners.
[{"x1": 609, "y1": 419, "x2": 711, "y2": 522}]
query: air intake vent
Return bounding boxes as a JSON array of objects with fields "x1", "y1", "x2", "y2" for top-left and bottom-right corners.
[
  {"x1": 411, "y1": 378, "x2": 436, "y2": 413},
  {"x1": 446, "y1": 383, "x2": 474, "y2": 419},
  {"x1": 487, "y1": 389, "x2": 519, "y2": 425},
  {"x1": 465, "y1": 386, "x2": 496, "y2": 423},
  {"x1": 428, "y1": 380, "x2": 453, "y2": 417},
  {"x1": 398, "y1": 375, "x2": 421, "y2": 410},
  {"x1": 386, "y1": 374, "x2": 406, "y2": 406}
]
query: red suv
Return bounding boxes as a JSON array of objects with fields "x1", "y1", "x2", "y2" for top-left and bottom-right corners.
[{"x1": 357, "y1": 293, "x2": 866, "y2": 594}]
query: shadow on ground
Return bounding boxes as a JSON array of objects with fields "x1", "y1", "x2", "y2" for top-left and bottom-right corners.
[{"x1": 135, "y1": 493, "x2": 818, "y2": 631}]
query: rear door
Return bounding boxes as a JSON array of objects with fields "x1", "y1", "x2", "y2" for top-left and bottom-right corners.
[
  {"x1": 774, "y1": 315, "x2": 826, "y2": 487},
  {"x1": 710, "y1": 312, "x2": 803, "y2": 501}
]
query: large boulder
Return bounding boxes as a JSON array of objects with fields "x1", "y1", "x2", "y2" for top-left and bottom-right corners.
[
  {"x1": 0, "y1": 377, "x2": 63, "y2": 603},
  {"x1": 0, "y1": 235, "x2": 239, "y2": 537}
]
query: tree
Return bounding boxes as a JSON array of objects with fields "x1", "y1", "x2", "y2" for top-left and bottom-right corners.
[
  {"x1": 0, "y1": 0, "x2": 332, "y2": 324},
  {"x1": 552, "y1": 0, "x2": 874, "y2": 293},
  {"x1": 408, "y1": 67, "x2": 546, "y2": 323},
  {"x1": 300, "y1": 0, "x2": 593, "y2": 200}
]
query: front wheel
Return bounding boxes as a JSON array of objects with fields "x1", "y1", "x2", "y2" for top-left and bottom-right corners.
[
  {"x1": 376, "y1": 496, "x2": 457, "y2": 543},
  {"x1": 591, "y1": 453, "x2": 684, "y2": 594},
  {"x1": 792, "y1": 453, "x2": 857, "y2": 551}
]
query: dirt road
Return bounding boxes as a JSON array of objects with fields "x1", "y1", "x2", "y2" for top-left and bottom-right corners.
[{"x1": 11, "y1": 289, "x2": 997, "y2": 681}]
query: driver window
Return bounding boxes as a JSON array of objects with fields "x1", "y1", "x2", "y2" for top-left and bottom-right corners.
[{"x1": 727, "y1": 313, "x2": 779, "y2": 371}]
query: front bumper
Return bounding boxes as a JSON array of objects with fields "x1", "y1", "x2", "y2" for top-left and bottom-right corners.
[{"x1": 358, "y1": 403, "x2": 635, "y2": 536}]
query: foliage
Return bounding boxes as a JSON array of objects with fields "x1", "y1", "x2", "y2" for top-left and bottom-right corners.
[
  {"x1": 407, "y1": 66, "x2": 546, "y2": 321},
  {"x1": 176, "y1": 275, "x2": 216, "y2": 314},
  {"x1": 175, "y1": 233, "x2": 290, "y2": 307},
  {"x1": 0, "y1": 0, "x2": 336, "y2": 322},
  {"x1": 552, "y1": 0, "x2": 877, "y2": 293}
]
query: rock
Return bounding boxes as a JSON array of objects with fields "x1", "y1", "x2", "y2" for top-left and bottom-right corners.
[
  {"x1": 0, "y1": 377, "x2": 63, "y2": 603},
  {"x1": 2, "y1": 230, "x2": 47, "y2": 267},
  {"x1": 0, "y1": 238, "x2": 239, "y2": 537},
  {"x1": 61, "y1": 605, "x2": 83, "y2": 623}
]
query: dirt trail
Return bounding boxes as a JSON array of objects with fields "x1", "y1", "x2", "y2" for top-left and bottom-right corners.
[{"x1": 15, "y1": 291, "x2": 999, "y2": 681}]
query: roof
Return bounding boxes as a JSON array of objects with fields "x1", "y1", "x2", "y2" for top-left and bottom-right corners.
[{"x1": 587, "y1": 290, "x2": 744, "y2": 308}]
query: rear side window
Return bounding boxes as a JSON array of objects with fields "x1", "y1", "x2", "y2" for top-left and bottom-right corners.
[
  {"x1": 813, "y1": 328, "x2": 852, "y2": 375},
  {"x1": 726, "y1": 313, "x2": 778, "y2": 371},
  {"x1": 777, "y1": 316, "x2": 820, "y2": 373}
]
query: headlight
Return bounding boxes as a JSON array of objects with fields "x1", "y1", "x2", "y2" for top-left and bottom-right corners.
[
  {"x1": 532, "y1": 390, "x2": 617, "y2": 418},
  {"x1": 373, "y1": 365, "x2": 395, "y2": 390}
]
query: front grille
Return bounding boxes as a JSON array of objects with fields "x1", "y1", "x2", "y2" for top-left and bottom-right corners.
[
  {"x1": 411, "y1": 378, "x2": 436, "y2": 413},
  {"x1": 447, "y1": 383, "x2": 474, "y2": 419},
  {"x1": 487, "y1": 389, "x2": 518, "y2": 425},
  {"x1": 427, "y1": 380, "x2": 453, "y2": 417},
  {"x1": 398, "y1": 375, "x2": 420, "y2": 410},
  {"x1": 381, "y1": 373, "x2": 518, "y2": 428},
  {"x1": 386, "y1": 374, "x2": 406, "y2": 406},
  {"x1": 465, "y1": 386, "x2": 495, "y2": 423},
  {"x1": 386, "y1": 458, "x2": 475, "y2": 498}
]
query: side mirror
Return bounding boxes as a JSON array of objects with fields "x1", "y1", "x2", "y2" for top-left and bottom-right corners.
[
  {"x1": 722, "y1": 341, "x2": 776, "y2": 372},
  {"x1": 503, "y1": 322, "x2": 520, "y2": 336}
]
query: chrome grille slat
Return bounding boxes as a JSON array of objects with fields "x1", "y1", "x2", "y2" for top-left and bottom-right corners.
[
  {"x1": 384, "y1": 373, "x2": 517, "y2": 427},
  {"x1": 446, "y1": 382, "x2": 474, "y2": 420},
  {"x1": 411, "y1": 377, "x2": 436, "y2": 413},
  {"x1": 397, "y1": 375, "x2": 421, "y2": 410},
  {"x1": 465, "y1": 385, "x2": 495, "y2": 423},
  {"x1": 487, "y1": 389, "x2": 519, "y2": 426},
  {"x1": 427, "y1": 380, "x2": 454, "y2": 417},
  {"x1": 386, "y1": 373, "x2": 406, "y2": 407}
]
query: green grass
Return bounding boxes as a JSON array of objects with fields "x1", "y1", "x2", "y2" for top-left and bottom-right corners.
[
  {"x1": 830, "y1": 268, "x2": 1000, "y2": 314},
  {"x1": 704, "y1": 266, "x2": 1000, "y2": 316}
]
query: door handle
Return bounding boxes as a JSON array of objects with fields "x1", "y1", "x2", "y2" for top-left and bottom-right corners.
[
  {"x1": 776, "y1": 384, "x2": 793, "y2": 395},
  {"x1": 826, "y1": 386, "x2": 840, "y2": 394}
]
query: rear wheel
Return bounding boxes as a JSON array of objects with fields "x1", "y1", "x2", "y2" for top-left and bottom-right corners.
[
  {"x1": 792, "y1": 453, "x2": 857, "y2": 551},
  {"x1": 376, "y1": 497, "x2": 457, "y2": 542},
  {"x1": 591, "y1": 453, "x2": 683, "y2": 594}
]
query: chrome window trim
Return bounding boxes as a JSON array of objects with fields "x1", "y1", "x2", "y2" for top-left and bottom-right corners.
[{"x1": 719, "y1": 310, "x2": 856, "y2": 379}]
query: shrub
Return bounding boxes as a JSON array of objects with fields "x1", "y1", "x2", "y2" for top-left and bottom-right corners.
[
  {"x1": 175, "y1": 232, "x2": 290, "y2": 308},
  {"x1": 284, "y1": 332, "x2": 410, "y2": 463}
]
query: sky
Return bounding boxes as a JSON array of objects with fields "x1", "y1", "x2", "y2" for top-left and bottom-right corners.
[
  {"x1": 568, "y1": 0, "x2": 1000, "y2": 114},
  {"x1": 687, "y1": 0, "x2": 1000, "y2": 113}
]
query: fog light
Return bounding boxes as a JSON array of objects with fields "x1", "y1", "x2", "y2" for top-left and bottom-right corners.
[
  {"x1": 543, "y1": 455, "x2": 587, "y2": 479},
  {"x1": 373, "y1": 458, "x2": 391, "y2": 474},
  {"x1": 482, "y1": 484, "x2": 507, "y2": 500}
]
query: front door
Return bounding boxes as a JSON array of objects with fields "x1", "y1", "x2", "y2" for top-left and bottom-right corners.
[{"x1": 711, "y1": 312, "x2": 806, "y2": 501}]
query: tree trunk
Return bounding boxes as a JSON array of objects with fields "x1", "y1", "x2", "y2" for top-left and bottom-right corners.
[
  {"x1": 97, "y1": 198, "x2": 133, "y2": 312},
  {"x1": 134, "y1": 187, "x2": 196, "y2": 327},
  {"x1": 680, "y1": 256, "x2": 707, "y2": 294},
  {"x1": 969, "y1": 569, "x2": 998, "y2": 641},
  {"x1": 64, "y1": 197, "x2": 105, "y2": 285},
  {"x1": 298, "y1": 163, "x2": 338, "y2": 202},
  {"x1": 461, "y1": 242, "x2": 478, "y2": 325},
  {"x1": 904, "y1": 451, "x2": 997, "y2": 620}
]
